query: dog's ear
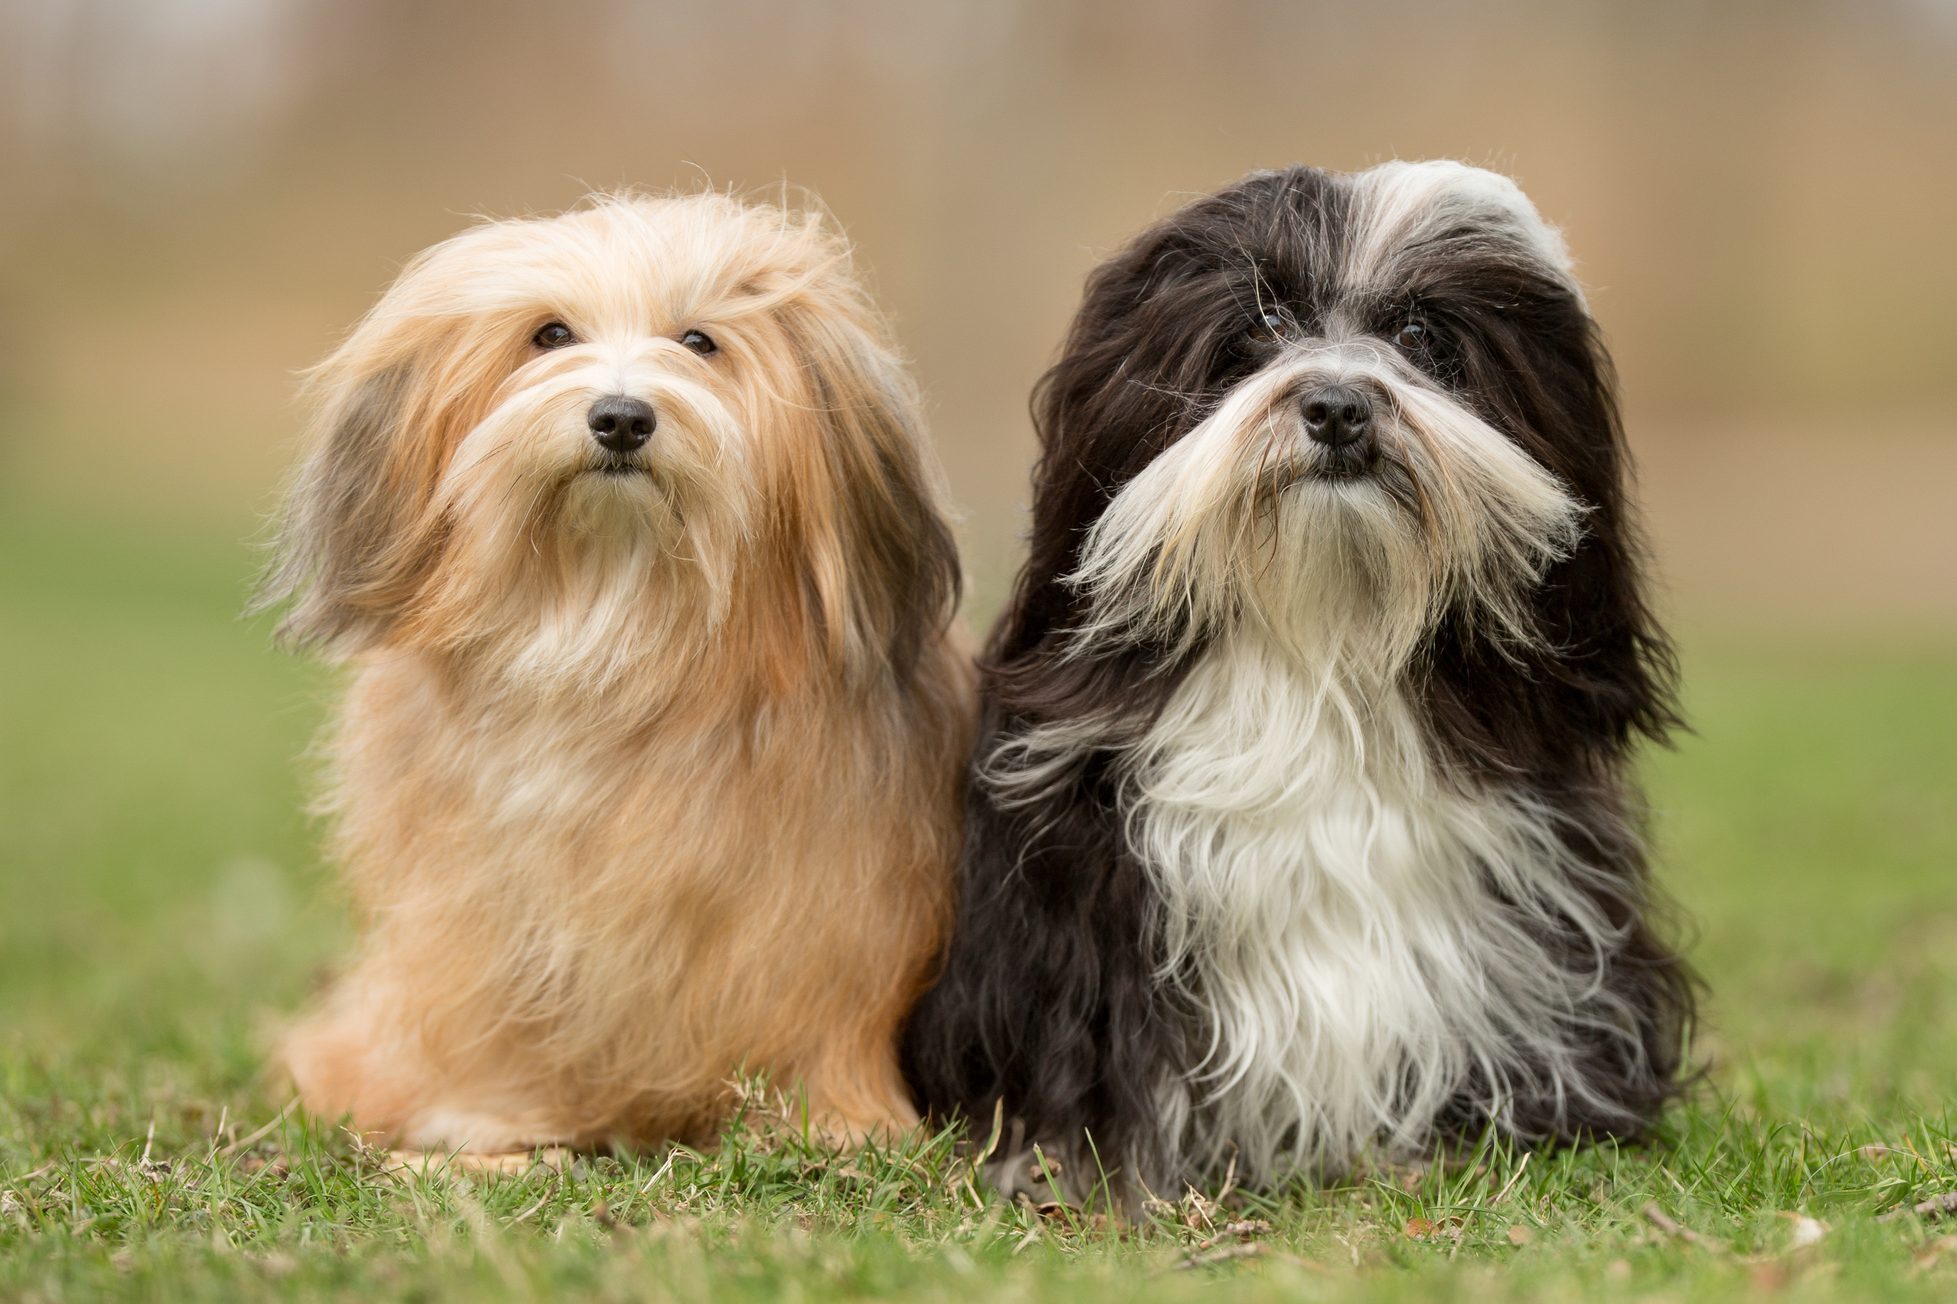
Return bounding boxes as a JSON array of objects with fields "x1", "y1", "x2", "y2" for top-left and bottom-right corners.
[
  {"x1": 1424, "y1": 280, "x2": 1681, "y2": 776},
  {"x1": 775, "y1": 293, "x2": 961, "y2": 680},
  {"x1": 1529, "y1": 315, "x2": 1680, "y2": 757},
  {"x1": 985, "y1": 184, "x2": 1279, "y2": 731},
  {"x1": 251, "y1": 290, "x2": 476, "y2": 654}
]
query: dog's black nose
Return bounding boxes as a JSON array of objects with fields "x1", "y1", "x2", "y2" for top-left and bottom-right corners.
[
  {"x1": 1301, "y1": 385, "x2": 1373, "y2": 448},
  {"x1": 587, "y1": 395, "x2": 656, "y2": 452}
]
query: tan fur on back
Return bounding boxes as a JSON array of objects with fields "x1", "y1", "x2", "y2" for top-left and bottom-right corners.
[{"x1": 260, "y1": 193, "x2": 972, "y2": 1152}]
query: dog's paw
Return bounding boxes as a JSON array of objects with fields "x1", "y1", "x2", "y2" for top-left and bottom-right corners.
[{"x1": 386, "y1": 1147, "x2": 571, "y2": 1177}]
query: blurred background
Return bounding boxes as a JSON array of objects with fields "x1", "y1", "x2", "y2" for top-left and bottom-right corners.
[
  {"x1": 5, "y1": 0, "x2": 1956, "y2": 618},
  {"x1": 1, "y1": 1, "x2": 1953, "y2": 1107}
]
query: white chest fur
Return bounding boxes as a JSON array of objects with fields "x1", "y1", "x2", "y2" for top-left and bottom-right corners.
[{"x1": 1120, "y1": 631, "x2": 1623, "y2": 1182}]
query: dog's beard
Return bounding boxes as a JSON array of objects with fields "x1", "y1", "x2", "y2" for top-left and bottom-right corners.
[
  {"x1": 408, "y1": 374, "x2": 758, "y2": 695},
  {"x1": 1069, "y1": 348, "x2": 1585, "y2": 681}
]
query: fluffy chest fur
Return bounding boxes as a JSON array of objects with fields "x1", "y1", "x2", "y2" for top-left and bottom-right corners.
[
  {"x1": 1122, "y1": 632, "x2": 1621, "y2": 1183},
  {"x1": 310, "y1": 651, "x2": 958, "y2": 1145},
  {"x1": 331, "y1": 655, "x2": 927, "y2": 985}
]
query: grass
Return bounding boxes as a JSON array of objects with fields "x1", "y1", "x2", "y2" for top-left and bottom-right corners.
[{"x1": 3, "y1": 499, "x2": 1955, "y2": 1301}]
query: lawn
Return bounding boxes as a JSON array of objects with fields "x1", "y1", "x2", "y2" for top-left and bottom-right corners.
[{"x1": 3, "y1": 500, "x2": 1955, "y2": 1301}]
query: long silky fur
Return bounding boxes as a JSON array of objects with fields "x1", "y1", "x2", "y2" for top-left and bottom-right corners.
[
  {"x1": 257, "y1": 192, "x2": 972, "y2": 1153},
  {"x1": 902, "y1": 162, "x2": 1692, "y2": 1197}
]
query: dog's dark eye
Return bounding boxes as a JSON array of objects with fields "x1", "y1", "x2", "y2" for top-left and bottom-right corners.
[
  {"x1": 1395, "y1": 319, "x2": 1432, "y2": 352},
  {"x1": 679, "y1": 329, "x2": 717, "y2": 355},
  {"x1": 1259, "y1": 308, "x2": 1289, "y2": 336},
  {"x1": 532, "y1": 321, "x2": 577, "y2": 350}
]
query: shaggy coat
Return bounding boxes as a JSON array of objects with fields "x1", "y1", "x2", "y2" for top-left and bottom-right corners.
[
  {"x1": 903, "y1": 162, "x2": 1692, "y2": 1195},
  {"x1": 259, "y1": 193, "x2": 971, "y2": 1153}
]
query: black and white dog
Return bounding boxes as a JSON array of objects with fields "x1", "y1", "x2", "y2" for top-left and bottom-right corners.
[{"x1": 904, "y1": 162, "x2": 1693, "y2": 1196}]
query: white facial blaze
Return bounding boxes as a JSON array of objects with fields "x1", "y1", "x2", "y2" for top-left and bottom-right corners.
[{"x1": 1348, "y1": 160, "x2": 1583, "y2": 302}]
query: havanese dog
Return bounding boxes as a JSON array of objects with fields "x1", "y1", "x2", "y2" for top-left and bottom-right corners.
[
  {"x1": 903, "y1": 161, "x2": 1693, "y2": 1198},
  {"x1": 255, "y1": 192, "x2": 972, "y2": 1157}
]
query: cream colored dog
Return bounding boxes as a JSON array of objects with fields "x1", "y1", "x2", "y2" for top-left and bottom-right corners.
[{"x1": 256, "y1": 193, "x2": 971, "y2": 1157}]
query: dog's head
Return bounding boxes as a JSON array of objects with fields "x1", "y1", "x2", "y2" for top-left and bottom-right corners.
[
  {"x1": 258, "y1": 193, "x2": 956, "y2": 691},
  {"x1": 999, "y1": 161, "x2": 1673, "y2": 761}
]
